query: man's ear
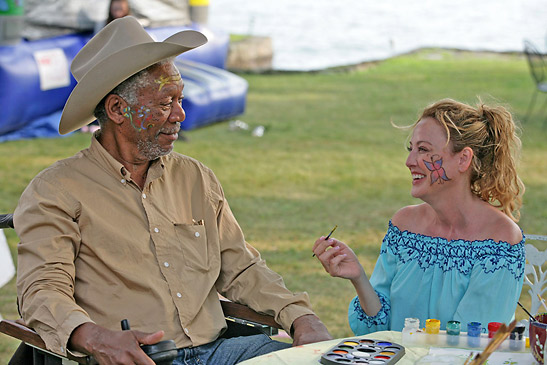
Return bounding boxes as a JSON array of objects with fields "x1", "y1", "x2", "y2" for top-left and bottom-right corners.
[
  {"x1": 104, "y1": 94, "x2": 128, "y2": 125},
  {"x1": 458, "y1": 147, "x2": 474, "y2": 172}
]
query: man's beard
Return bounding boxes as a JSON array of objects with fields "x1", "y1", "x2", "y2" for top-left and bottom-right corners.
[
  {"x1": 137, "y1": 138, "x2": 172, "y2": 160},
  {"x1": 136, "y1": 124, "x2": 179, "y2": 160}
]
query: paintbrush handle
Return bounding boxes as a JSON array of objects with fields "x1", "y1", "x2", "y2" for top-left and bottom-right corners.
[
  {"x1": 470, "y1": 320, "x2": 517, "y2": 365},
  {"x1": 325, "y1": 225, "x2": 338, "y2": 240},
  {"x1": 537, "y1": 293, "x2": 547, "y2": 312},
  {"x1": 312, "y1": 225, "x2": 338, "y2": 257},
  {"x1": 517, "y1": 301, "x2": 536, "y2": 321}
]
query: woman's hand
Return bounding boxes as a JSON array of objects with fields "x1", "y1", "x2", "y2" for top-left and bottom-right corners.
[
  {"x1": 313, "y1": 236, "x2": 382, "y2": 317},
  {"x1": 312, "y1": 237, "x2": 364, "y2": 281}
]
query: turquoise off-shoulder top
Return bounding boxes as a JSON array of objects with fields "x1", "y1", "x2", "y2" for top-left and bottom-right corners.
[{"x1": 348, "y1": 221, "x2": 525, "y2": 335}]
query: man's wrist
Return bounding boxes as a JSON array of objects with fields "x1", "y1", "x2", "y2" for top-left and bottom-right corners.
[
  {"x1": 290, "y1": 314, "x2": 316, "y2": 337},
  {"x1": 69, "y1": 322, "x2": 97, "y2": 354}
]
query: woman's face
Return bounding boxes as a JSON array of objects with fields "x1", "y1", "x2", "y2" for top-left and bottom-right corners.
[
  {"x1": 405, "y1": 117, "x2": 458, "y2": 200},
  {"x1": 110, "y1": 1, "x2": 129, "y2": 19}
]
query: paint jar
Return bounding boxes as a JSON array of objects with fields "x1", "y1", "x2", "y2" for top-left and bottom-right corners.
[
  {"x1": 425, "y1": 319, "x2": 440, "y2": 345},
  {"x1": 403, "y1": 317, "x2": 420, "y2": 331},
  {"x1": 446, "y1": 320, "x2": 461, "y2": 346},
  {"x1": 467, "y1": 322, "x2": 482, "y2": 348},
  {"x1": 488, "y1": 321, "x2": 502, "y2": 338},
  {"x1": 509, "y1": 323, "x2": 526, "y2": 351},
  {"x1": 425, "y1": 319, "x2": 440, "y2": 334},
  {"x1": 401, "y1": 318, "x2": 420, "y2": 344}
]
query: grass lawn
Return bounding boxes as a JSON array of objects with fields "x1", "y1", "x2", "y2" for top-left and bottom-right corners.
[{"x1": 1, "y1": 48, "x2": 546, "y2": 362}]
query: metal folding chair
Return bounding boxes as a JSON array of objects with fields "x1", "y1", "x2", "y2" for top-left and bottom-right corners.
[{"x1": 523, "y1": 40, "x2": 547, "y2": 125}]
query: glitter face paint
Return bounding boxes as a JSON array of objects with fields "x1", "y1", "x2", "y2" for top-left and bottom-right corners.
[
  {"x1": 123, "y1": 106, "x2": 154, "y2": 132},
  {"x1": 155, "y1": 74, "x2": 182, "y2": 91}
]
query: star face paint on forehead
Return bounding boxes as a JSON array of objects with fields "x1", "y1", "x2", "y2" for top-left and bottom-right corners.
[
  {"x1": 155, "y1": 74, "x2": 182, "y2": 92},
  {"x1": 423, "y1": 154, "x2": 451, "y2": 185}
]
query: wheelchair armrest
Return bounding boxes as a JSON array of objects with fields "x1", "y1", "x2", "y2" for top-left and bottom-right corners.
[
  {"x1": 219, "y1": 298, "x2": 282, "y2": 330},
  {"x1": 0, "y1": 319, "x2": 46, "y2": 350},
  {"x1": 0, "y1": 319, "x2": 91, "y2": 364}
]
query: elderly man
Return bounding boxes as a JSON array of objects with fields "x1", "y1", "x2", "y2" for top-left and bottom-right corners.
[{"x1": 15, "y1": 16, "x2": 331, "y2": 365}]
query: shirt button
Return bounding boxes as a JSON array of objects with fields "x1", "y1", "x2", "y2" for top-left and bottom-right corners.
[
  {"x1": 154, "y1": 228, "x2": 159, "y2": 233},
  {"x1": 164, "y1": 262, "x2": 169, "y2": 267},
  {"x1": 120, "y1": 179, "x2": 126, "y2": 184},
  {"x1": 177, "y1": 292, "x2": 182, "y2": 298},
  {"x1": 184, "y1": 328, "x2": 189, "y2": 334},
  {"x1": 142, "y1": 193, "x2": 147, "y2": 199},
  {"x1": 194, "y1": 232, "x2": 200, "y2": 238}
]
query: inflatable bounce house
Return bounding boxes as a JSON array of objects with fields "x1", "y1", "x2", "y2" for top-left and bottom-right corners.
[{"x1": 0, "y1": 0, "x2": 248, "y2": 142}]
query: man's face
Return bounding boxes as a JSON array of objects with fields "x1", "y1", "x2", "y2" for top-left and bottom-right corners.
[{"x1": 122, "y1": 62, "x2": 185, "y2": 161}]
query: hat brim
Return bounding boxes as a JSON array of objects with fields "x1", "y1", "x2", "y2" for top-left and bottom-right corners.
[{"x1": 59, "y1": 30, "x2": 207, "y2": 135}]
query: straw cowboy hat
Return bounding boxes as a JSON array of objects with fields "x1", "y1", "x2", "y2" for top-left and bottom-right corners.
[{"x1": 58, "y1": 16, "x2": 207, "y2": 135}]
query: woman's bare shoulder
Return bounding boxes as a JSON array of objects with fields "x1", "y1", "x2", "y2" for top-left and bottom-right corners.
[
  {"x1": 391, "y1": 203, "x2": 432, "y2": 231},
  {"x1": 485, "y1": 211, "x2": 523, "y2": 245}
]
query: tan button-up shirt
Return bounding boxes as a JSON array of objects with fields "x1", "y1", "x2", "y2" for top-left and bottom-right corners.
[{"x1": 15, "y1": 136, "x2": 314, "y2": 356}]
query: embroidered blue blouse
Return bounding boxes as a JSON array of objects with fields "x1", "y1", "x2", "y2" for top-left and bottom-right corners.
[{"x1": 348, "y1": 221, "x2": 525, "y2": 335}]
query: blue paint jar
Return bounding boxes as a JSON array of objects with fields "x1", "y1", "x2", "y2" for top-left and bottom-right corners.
[{"x1": 467, "y1": 322, "x2": 482, "y2": 348}]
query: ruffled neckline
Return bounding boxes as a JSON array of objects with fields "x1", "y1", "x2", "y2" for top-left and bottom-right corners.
[{"x1": 388, "y1": 220, "x2": 525, "y2": 247}]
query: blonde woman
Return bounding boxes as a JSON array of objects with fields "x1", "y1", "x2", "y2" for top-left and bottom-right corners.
[{"x1": 313, "y1": 99, "x2": 525, "y2": 335}]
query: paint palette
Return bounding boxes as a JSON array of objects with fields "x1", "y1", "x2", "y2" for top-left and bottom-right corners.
[{"x1": 320, "y1": 338, "x2": 405, "y2": 364}]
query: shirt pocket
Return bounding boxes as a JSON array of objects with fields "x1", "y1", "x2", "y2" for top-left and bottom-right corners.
[{"x1": 174, "y1": 223, "x2": 209, "y2": 271}]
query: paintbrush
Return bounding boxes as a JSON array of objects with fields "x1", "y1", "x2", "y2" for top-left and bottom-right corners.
[
  {"x1": 537, "y1": 293, "x2": 547, "y2": 312},
  {"x1": 517, "y1": 301, "x2": 537, "y2": 322},
  {"x1": 463, "y1": 352, "x2": 474, "y2": 365},
  {"x1": 312, "y1": 225, "x2": 338, "y2": 257},
  {"x1": 469, "y1": 320, "x2": 517, "y2": 365}
]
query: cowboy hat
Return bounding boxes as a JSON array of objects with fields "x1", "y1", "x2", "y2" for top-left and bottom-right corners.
[{"x1": 58, "y1": 16, "x2": 207, "y2": 135}]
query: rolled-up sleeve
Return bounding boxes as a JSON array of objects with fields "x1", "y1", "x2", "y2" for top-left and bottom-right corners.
[
  {"x1": 15, "y1": 176, "x2": 92, "y2": 356},
  {"x1": 212, "y1": 185, "x2": 314, "y2": 333}
]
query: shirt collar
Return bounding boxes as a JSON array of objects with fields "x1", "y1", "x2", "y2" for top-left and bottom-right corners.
[{"x1": 88, "y1": 133, "x2": 166, "y2": 182}]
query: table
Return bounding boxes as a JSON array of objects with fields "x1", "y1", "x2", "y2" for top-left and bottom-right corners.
[
  {"x1": 239, "y1": 331, "x2": 429, "y2": 364},
  {"x1": 239, "y1": 331, "x2": 536, "y2": 364}
]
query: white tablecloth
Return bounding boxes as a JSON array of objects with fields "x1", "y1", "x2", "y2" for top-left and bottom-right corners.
[{"x1": 239, "y1": 331, "x2": 535, "y2": 365}]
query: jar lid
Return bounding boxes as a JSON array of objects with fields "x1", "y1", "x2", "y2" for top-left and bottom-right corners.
[
  {"x1": 426, "y1": 318, "x2": 440, "y2": 328},
  {"x1": 488, "y1": 322, "x2": 502, "y2": 332}
]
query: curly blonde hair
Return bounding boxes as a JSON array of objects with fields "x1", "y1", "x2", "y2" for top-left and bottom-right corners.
[{"x1": 414, "y1": 98, "x2": 525, "y2": 222}]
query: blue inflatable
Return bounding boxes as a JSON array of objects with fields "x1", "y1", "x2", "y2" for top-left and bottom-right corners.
[
  {"x1": 148, "y1": 23, "x2": 230, "y2": 70},
  {"x1": 0, "y1": 23, "x2": 245, "y2": 142},
  {"x1": 0, "y1": 33, "x2": 84, "y2": 137},
  {"x1": 176, "y1": 59, "x2": 247, "y2": 131}
]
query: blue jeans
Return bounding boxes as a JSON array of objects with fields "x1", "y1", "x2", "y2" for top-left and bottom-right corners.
[{"x1": 172, "y1": 334, "x2": 291, "y2": 365}]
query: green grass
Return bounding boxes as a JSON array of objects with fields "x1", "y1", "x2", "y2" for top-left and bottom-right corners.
[
  {"x1": 1, "y1": 49, "x2": 546, "y2": 362},
  {"x1": 230, "y1": 34, "x2": 251, "y2": 43}
]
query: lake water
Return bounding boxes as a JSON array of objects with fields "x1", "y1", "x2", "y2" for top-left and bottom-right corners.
[{"x1": 209, "y1": 0, "x2": 547, "y2": 71}]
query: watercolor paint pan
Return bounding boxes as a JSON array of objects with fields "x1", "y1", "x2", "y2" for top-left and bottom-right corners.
[{"x1": 320, "y1": 338, "x2": 405, "y2": 364}]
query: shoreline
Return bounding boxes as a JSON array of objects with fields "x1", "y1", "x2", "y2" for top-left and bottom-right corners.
[{"x1": 232, "y1": 47, "x2": 525, "y2": 75}]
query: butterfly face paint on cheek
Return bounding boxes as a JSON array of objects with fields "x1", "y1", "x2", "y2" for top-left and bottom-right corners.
[
  {"x1": 123, "y1": 106, "x2": 154, "y2": 132},
  {"x1": 423, "y1": 154, "x2": 451, "y2": 185}
]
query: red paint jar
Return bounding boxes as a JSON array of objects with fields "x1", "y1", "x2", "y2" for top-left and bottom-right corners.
[{"x1": 488, "y1": 322, "x2": 502, "y2": 338}]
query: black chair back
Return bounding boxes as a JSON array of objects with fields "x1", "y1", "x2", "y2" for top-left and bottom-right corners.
[{"x1": 0, "y1": 213, "x2": 13, "y2": 229}]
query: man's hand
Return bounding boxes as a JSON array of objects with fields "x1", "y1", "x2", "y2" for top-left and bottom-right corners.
[
  {"x1": 69, "y1": 322, "x2": 165, "y2": 364},
  {"x1": 290, "y1": 314, "x2": 332, "y2": 346}
]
